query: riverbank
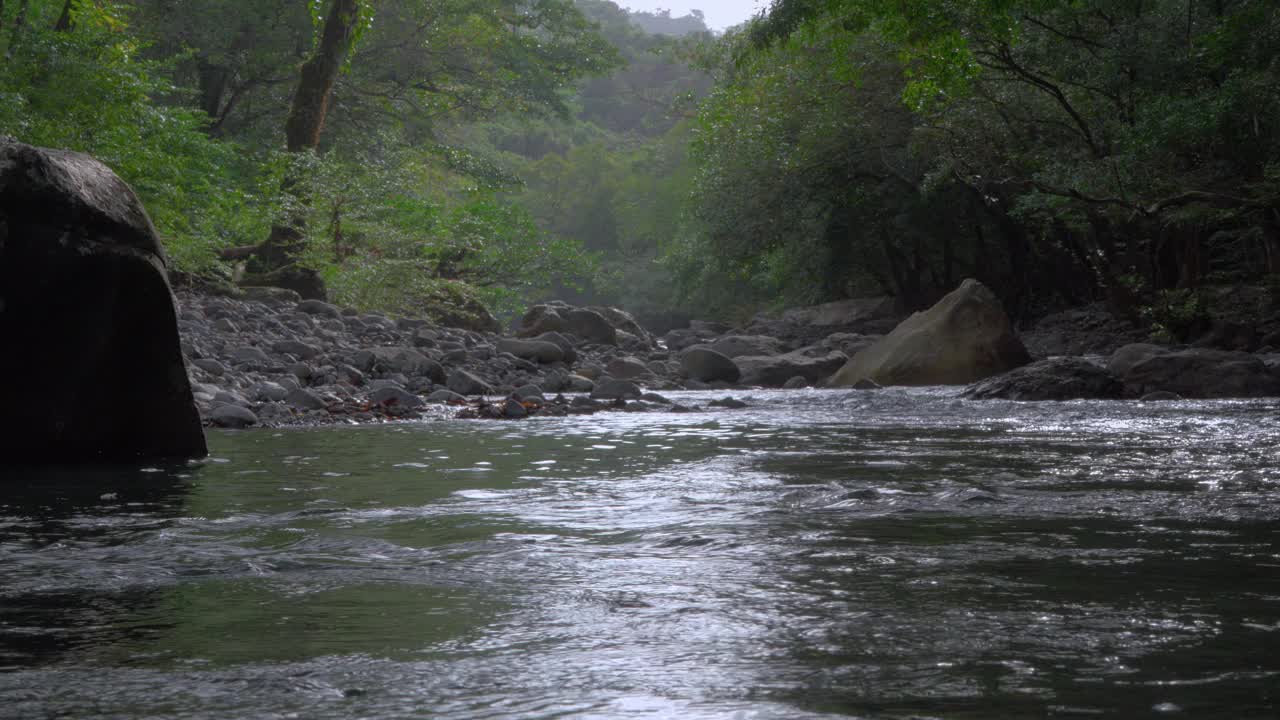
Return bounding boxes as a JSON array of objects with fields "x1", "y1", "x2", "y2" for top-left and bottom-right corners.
[
  {"x1": 179, "y1": 284, "x2": 1280, "y2": 430},
  {"x1": 178, "y1": 290, "x2": 758, "y2": 429}
]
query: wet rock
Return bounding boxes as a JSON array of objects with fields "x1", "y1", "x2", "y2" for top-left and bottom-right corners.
[
  {"x1": 963, "y1": 357, "x2": 1122, "y2": 401},
  {"x1": 783, "y1": 375, "x2": 810, "y2": 389},
  {"x1": 369, "y1": 385, "x2": 425, "y2": 409},
  {"x1": 513, "y1": 384, "x2": 546, "y2": 402},
  {"x1": 1140, "y1": 391, "x2": 1183, "y2": 402},
  {"x1": 709, "y1": 397, "x2": 748, "y2": 409},
  {"x1": 680, "y1": 347, "x2": 741, "y2": 383},
  {"x1": 427, "y1": 389, "x2": 468, "y2": 404},
  {"x1": 590, "y1": 376, "x2": 642, "y2": 400},
  {"x1": 503, "y1": 398, "x2": 529, "y2": 419}
]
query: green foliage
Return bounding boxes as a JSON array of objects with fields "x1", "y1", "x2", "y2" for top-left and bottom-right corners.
[
  {"x1": 670, "y1": 0, "x2": 1280, "y2": 319},
  {"x1": 1142, "y1": 289, "x2": 1210, "y2": 344},
  {"x1": 0, "y1": 0, "x2": 270, "y2": 273}
]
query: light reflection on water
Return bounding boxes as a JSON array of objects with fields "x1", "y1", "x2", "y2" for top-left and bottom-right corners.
[{"x1": 2, "y1": 388, "x2": 1279, "y2": 719}]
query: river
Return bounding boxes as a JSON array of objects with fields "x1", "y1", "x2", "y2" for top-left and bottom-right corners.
[{"x1": 2, "y1": 388, "x2": 1279, "y2": 718}]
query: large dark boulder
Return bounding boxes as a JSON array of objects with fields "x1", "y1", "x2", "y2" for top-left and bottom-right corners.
[
  {"x1": 1106, "y1": 343, "x2": 1280, "y2": 398},
  {"x1": 963, "y1": 357, "x2": 1123, "y2": 401},
  {"x1": 0, "y1": 138, "x2": 207, "y2": 461},
  {"x1": 681, "y1": 347, "x2": 741, "y2": 383}
]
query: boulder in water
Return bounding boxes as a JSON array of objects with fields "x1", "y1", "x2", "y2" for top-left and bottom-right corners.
[
  {"x1": 963, "y1": 357, "x2": 1123, "y2": 401},
  {"x1": 829, "y1": 279, "x2": 1030, "y2": 387},
  {"x1": 0, "y1": 138, "x2": 207, "y2": 462},
  {"x1": 680, "y1": 347, "x2": 741, "y2": 383},
  {"x1": 1106, "y1": 344, "x2": 1280, "y2": 398}
]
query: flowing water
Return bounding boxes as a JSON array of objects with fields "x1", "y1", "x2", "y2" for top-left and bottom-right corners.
[{"x1": 2, "y1": 388, "x2": 1279, "y2": 719}]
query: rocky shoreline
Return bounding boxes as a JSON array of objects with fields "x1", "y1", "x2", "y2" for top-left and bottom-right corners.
[
  {"x1": 179, "y1": 290, "x2": 779, "y2": 429},
  {"x1": 178, "y1": 281, "x2": 1280, "y2": 431}
]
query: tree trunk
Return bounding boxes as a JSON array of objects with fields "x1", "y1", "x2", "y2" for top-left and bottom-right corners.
[
  {"x1": 53, "y1": 0, "x2": 72, "y2": 31},
  {"x1": 256, "y1": 0, "x2": 363, "y2": 297},
  {"x1": 284, "y1": 0, "x2": 362, "y2": 153},
  {"x1": 196, "y1": 58, "x2": 231, "y2": 121}
]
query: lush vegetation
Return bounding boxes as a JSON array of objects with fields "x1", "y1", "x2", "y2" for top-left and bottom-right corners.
[
  {"x1": 676, "y1": 0, "x2": 1280, "y2": 320},
  {"x1": 4, "y1": 0, "x2": 1278, "y2": 326}
]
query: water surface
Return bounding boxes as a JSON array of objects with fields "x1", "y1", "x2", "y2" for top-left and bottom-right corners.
[{"x1": 3, "y1": 389, "x2": 1279, "y2": 718}]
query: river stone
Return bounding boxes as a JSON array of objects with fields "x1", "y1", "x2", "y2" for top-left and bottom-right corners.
[
  {"x1": 680, "y1": 347, "x2": 741, "y2": 383},
  {"x1": 829, "y1": 279, "x2": 1030, "y2": 387},
  {"x1": 605, "y1": 356, "x2": 652, "y2": 380},
  {"x1": 296, "y1": 299, "x2": 343, "y2": 318},
  {"x1": 209, "y1": 404, "x2": 259, "y2": 429},
  {"x1": 1106, "y1": 344, "x2": 1280, "y2": 398},
  {"x1": 503, "y1": 398, "x2": 529, "y2": 419},
  {"x1": 0, "y1": 138, "x2": 206, "y2": 461},
  {"x1": 533, "y1": 331, "x2": 578, "y2": 364},
  {"x1": 230, "y1": 346, "x2": 272, "y2": 365},
  {"x1": 354, "y1": 347, "x2": 445, "y2": 383},
  {"x1": 213, "y1": 317, "x2": 239, "y2": 333},
  {"x1": 447, "y1": 369, "x2": 493, "y2": 396},
  {"x1": 736, "y1": 351, "x2": 848, "y2": 387},
  {"x1": 427, "y1": 389, "x2": 468, "y2": 403},
  {"x1": 566, "y1": 308, "x2": 617, "y2": 345},
  {"x1": 963, "y1": 357, "x2": 1123, "y2": 401},
  {"x1": 497, "y1": 338, "x2": 565, "y2": 364},
  {"x1": 783, "y1": 375, "x2": 810, "y2": 389},
  {"x1": 192, "y1": 358, "x2": 227, "y2": 376},
  {"x1": 273, "y1": 339, "x2": 321, "y2": 360},
  {"x1": 512, "y1": 384, "x2": 546, "y2": 402},
  {"x1": 517, "y1": 304, "x2": 567, "y2": 337},
  {"x1": 252, "y1": 381, "x2": 290, "y2": 402},
  {"x1": 590, "y1": 376, "x2": 642, "y2": 400},
  {"x1": 663, "y1": 328, "x2": 715, "y2": 352},
  {"x1": 564, "y1": 374, "x2": 595, "y2": 392},
  {"x1": 369, "y1": 385, "x2": 425, "y2": 409},
  {"x1": 590, "y1": 305, "x2": 653, "y2": 347},
  {"x1": 286, "y1": 388, "x2": 328, "y2": 411}
]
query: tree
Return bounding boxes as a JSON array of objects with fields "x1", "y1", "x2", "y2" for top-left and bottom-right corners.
[{"x1": 252, "y1": 0, "x2": 364, "y2": 297}]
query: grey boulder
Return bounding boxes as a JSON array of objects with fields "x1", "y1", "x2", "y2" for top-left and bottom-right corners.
[{"x1": 680, "y1": 347, "x2": 741, "y2": 383}]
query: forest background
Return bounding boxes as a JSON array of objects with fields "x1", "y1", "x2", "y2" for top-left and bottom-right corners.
[{"x1": 2, "y1": 0, "x2": 1277, "y2": 339}]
